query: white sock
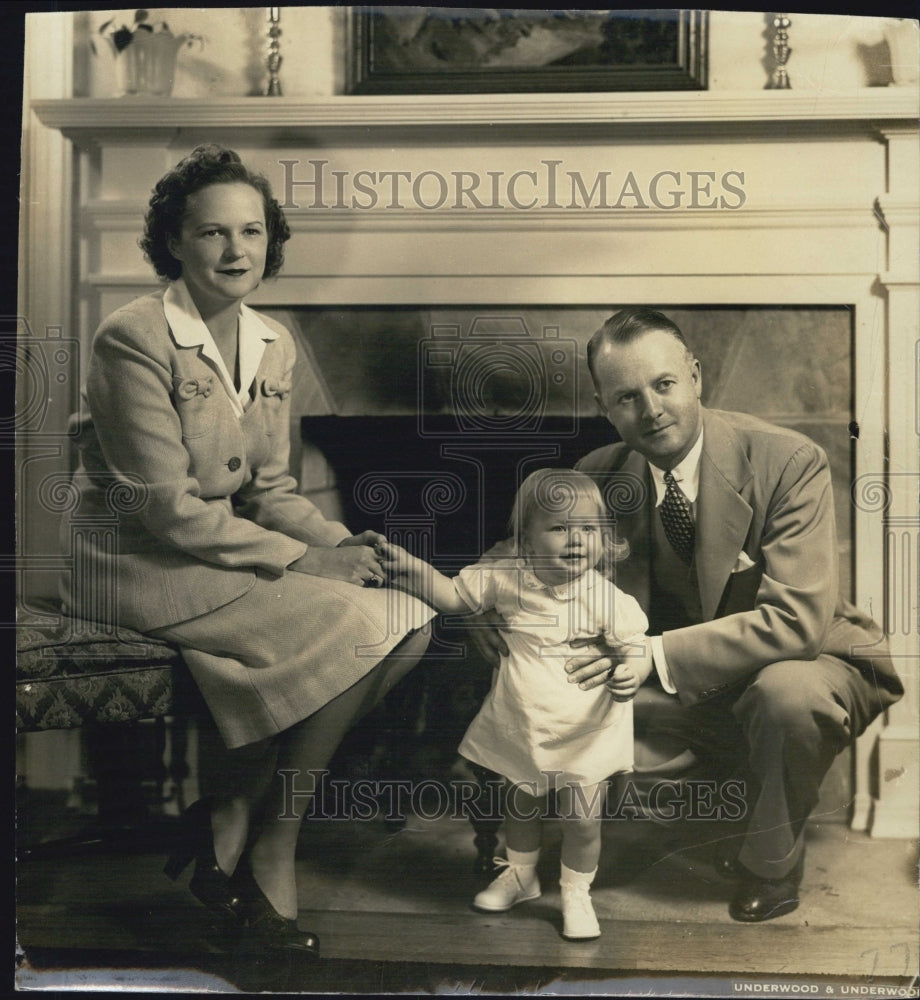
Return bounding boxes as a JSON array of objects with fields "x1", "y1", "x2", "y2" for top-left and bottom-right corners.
[
  {"x1": 506, "y1": 847, "x2": 540, "y2": 871},
  {"x1": 560, "y1": 863, "x2": 597, "y2": 889}
]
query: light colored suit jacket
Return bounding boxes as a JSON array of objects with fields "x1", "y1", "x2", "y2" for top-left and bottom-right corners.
[
  {"x1": 577, "y1": 408, "x2": 902, "y2": 708},
  {"x1": 61, "y1": 290, "x2": 350, "y2": 631}
]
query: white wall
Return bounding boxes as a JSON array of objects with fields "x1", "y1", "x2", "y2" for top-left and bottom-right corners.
[{"x1": 66, "y1": 8, "x2": 908, "y2": 99}]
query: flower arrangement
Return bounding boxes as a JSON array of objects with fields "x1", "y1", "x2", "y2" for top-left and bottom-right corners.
[
  {"x1": 92, "y1": 9, "x2": 203, "y2": 97},
  {"x1": 93, "y1": 9, "x2": 201, "y2": 54}
]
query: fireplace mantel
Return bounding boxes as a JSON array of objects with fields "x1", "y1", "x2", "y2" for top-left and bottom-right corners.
[{"x1": 32, "y1": 89, "x2": 919, "y2": 144}]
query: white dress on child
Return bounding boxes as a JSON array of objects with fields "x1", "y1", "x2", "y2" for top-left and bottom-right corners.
[{"x1": 455, "y1": 557, "x2": 649, "y2": 794}]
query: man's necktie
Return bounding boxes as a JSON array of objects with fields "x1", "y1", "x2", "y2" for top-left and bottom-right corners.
[{"x1": 660, "y1": 470, "x2": 695, "y2": 565}]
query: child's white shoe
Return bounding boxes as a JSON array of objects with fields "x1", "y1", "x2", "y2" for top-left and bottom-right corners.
[
  {"x1": 473, "y1": 859, "x2": 541, "y2": 912},
  {"x1": 560, "y1": 865, "x2": 601, "y2": 940}
]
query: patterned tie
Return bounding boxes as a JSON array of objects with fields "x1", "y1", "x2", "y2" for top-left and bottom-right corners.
[{"x1": 660, "y1": 470, "x2": 695, "y2": 565}]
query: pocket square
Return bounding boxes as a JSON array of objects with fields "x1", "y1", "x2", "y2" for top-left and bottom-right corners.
[
  {"x1": 731, "y1": 550, "x2": 756, "y2": 574},
  {"x1": 173, "y1": 375, "x2": 213, "y2": 400}
]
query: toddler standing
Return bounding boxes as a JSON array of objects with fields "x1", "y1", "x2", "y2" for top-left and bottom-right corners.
[{"x1": 385, "y1": 468, "x2": 652, "y2": 939}]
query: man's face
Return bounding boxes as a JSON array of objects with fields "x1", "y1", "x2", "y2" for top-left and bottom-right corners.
[{"x1": 592, "y1": 328, "x2": 703, "y2": 470}]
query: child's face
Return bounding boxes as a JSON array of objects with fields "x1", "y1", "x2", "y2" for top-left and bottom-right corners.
[{"x1": 523, "y1": 494, "x2": 606, "y2": 587}]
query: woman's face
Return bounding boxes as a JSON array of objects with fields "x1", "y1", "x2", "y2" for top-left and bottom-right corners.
[{"x1": 167, "y1": 182, "x2": 268, "y2": 315}]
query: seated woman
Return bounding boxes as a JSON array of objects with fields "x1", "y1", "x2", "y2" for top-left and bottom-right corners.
[{"x1": 60, "y1": 144, "x2": 434, "y2": 955}]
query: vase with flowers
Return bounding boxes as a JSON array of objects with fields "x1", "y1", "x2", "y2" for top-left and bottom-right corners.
[{"x1": 94, "y1": 9, "x2": 203, "y2": 97}]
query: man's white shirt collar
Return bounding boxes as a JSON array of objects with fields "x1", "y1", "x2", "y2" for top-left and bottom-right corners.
[
  {"x1": 648, "y1": 427, "x2": 704, "y2": 506},
  {"x1": 163, "y1": 279, "x2": 278, "y2": 418}
]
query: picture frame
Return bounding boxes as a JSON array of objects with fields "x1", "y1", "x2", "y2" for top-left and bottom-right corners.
[{"x1": 347, "y1": 7, "x2": 709, "y2": 95}]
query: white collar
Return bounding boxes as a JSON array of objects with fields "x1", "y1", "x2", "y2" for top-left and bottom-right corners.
[
  {"x1": 163, "y1": 279, "x2": 278, "y2": 417},
  {"x1": 648, "y1": 426, "x2": 704, "y2": 506},
  {"x1": 519, "y1": 560, "x2": 599, "y2": 601}
]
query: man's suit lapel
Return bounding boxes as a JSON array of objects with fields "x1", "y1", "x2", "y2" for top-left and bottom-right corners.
[
  {"x1": 696, "y1": 409, "x2": 755, "y2": 621},
  {"x1": 610, "y1": 449, "x2": 652, "y2": 613}
]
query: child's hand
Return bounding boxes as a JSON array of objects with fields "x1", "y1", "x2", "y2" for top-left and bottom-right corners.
[
  {"x1": 374, "y1": 540, "x2": 465, "y2": 614},
  {"x1": 605, "y1": 663, "x2": 641, "y2": 701},
  {"x1": 604, "y1": 637, "x2": 653, "y2": 702},
  {"x1": 375, "y1": 540, "x2": 419, "y2": 578},
  {"x1": 375, "y1": 540, "x2": 438, "y2": 599}
]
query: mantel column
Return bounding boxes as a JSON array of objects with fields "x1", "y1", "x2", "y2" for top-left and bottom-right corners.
[
  {"x1": 868, "y1": 122, "x2": 920, "y2": 838},
  {"x1": 18, "y1": 17, "x2": 74, "y2": 606}
]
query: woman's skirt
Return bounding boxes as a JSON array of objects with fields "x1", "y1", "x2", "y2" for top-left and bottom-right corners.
[{"x1": 150, "y1": 570, "x2": 434, "y2": 748}]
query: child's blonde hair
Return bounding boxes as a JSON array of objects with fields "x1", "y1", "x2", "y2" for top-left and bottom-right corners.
[{"x1": 508, "y1": 468, "x2": 629, "y2": 569}]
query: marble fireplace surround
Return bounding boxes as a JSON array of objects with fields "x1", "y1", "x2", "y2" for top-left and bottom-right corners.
[{"x1": 26, "y1": 91, "x2": 919, "y2": 836}]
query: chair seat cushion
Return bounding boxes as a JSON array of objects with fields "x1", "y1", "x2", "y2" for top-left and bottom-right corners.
[{"x1": 16, "y1": 604, "x2": 196, "y2": 732}]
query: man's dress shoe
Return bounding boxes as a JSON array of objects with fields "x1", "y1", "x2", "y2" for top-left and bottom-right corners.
[{"x1": 729, "y1": 858, "x2": 803, "y2": 923}]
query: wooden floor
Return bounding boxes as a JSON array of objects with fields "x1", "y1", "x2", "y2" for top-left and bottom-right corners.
[{"x1": 16, "y1": 799, "x2": 920, "y2": 995}]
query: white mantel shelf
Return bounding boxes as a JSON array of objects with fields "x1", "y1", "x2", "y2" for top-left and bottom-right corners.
[{"x1": 33, "y1": 89, "x2": 920, "y2": 143}]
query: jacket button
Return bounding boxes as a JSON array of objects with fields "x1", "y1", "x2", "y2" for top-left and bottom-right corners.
[{"x1": 227, "y1": 457, "x2": 242, "y2": 472}]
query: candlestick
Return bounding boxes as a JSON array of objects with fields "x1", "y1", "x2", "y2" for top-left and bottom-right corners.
[
  {"x1": 266, "y1": 6, "x2": 282, "y2": 97},
  {"x1": 766, "y1": 13, "x2": 792, "y2": 90}
]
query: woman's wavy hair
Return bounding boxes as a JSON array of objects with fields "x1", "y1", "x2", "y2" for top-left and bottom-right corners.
[
  {"x1": 140, "y1": 144, "x2": 291, "y2": 282},
  {"x1": 509, "y1": 468, "x2": 629, "y2": 572}
]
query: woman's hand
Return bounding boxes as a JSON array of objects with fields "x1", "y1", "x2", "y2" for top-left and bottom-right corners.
[
  {"x1": 340, "y1": 530, "x2": 388, "y2": 551},
  {"x1": 289, "y1": 541, "x2": 386, "y2": 586}
]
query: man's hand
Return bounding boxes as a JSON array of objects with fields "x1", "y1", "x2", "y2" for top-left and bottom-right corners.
[
  {"x1": 566, "y1": 634, "x2": 653, "y2": 693},
  {"x1": 463, "y1": 609, "x2": 510, "y2": 668}
]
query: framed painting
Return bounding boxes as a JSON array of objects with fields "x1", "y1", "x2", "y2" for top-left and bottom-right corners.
[{"x1": 347, "y1": 7, "x2": 709, "y2": 95}]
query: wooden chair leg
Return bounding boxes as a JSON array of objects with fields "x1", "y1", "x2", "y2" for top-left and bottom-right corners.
[
  {"x1": 19, "y1": 722, "x2": 180, "y2": 861},
  {"x1": 164, "y1": 715, "x2": 191, "y2": 814}
]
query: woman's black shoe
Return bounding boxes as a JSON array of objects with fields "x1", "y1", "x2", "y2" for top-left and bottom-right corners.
[
  {"x1": 231, "y1": 857, "x2": 320, "y2": 957},
  {"x1": 164, "y1": 798, "x2": 244, "y2": 923}
]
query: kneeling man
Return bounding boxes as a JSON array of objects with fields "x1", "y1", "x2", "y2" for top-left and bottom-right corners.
[{"x1": 568, "y1": 307, "x2": 902, "y2": 922}]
